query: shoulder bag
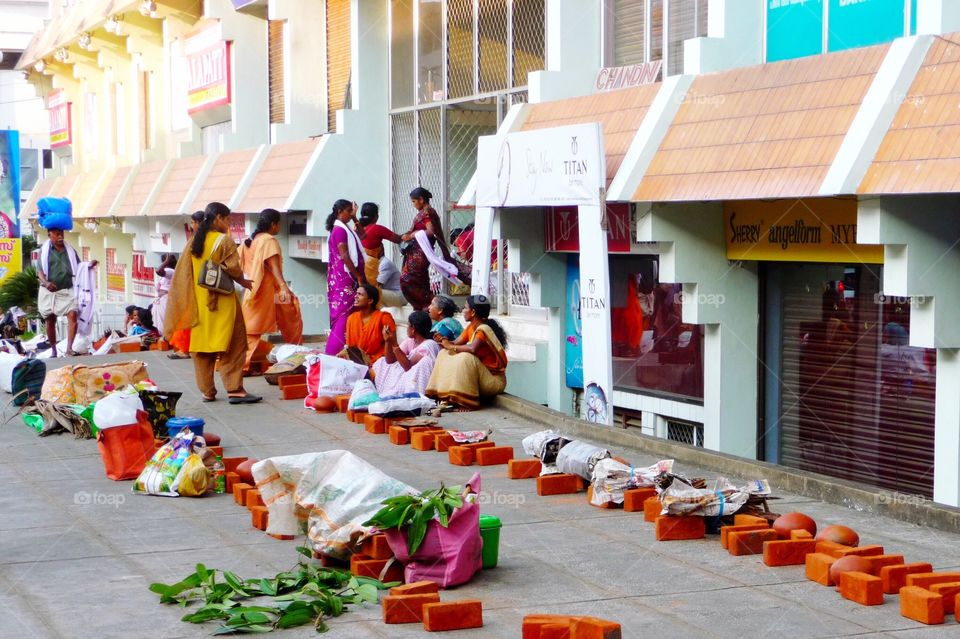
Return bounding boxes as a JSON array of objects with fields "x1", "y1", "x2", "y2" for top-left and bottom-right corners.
[{"x1": 197, "y1": 234, "x2": 235, "y2": 294}]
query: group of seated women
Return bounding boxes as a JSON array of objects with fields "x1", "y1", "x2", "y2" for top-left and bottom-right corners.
[{"x1": 337, "y1": 286, "x2": 508, "y2": 410}]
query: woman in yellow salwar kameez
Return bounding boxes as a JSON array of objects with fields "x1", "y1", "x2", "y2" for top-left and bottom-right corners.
[
  {"x1": 164, "y1": 202, "x2": 262, "y2": 404},
  {"x1": 426, "y1": 295, "x2": 508, "y2": 410}
]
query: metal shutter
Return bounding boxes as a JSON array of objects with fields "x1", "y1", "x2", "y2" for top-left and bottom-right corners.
[
  {"x1": 776, "y1": 265, "x2": 935, "y2": 498},
  {"x1": 326, "y1": 0, "x2": 351, "y2": 132},
  {"x1": 614, "y1": 0, "x2": 645, "y2": 66},
  {"x1": 269, "y1": 20, "x2": 285, "y2": 125},
  {"x1": 667, "y1": 0, "x2": 696, "y2": 76}
]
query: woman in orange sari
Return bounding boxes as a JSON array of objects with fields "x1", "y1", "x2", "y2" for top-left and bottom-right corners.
[
  {"x1": 343, "y1": 284, "x2": 396, "y2": 364},
  {"x1": 239, "y1": 208, "x2": 302, "y2": 371},
  {"x1": 426, "y1": 294, "x2": 508, "y2": 410}
]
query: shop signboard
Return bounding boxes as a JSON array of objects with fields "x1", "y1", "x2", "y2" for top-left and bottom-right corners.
[
  {"x1": 766, "y1": 0, "x2": 823, "y2": 62},
  {"x1": 564, "y1": 255, "x2": 583, "y2": 389},
  {"x1": 288, "y1": 235, "x2": 324, "y2": 260},
  {"x1": 105, "y1": 248, "x2": 127, "y2": 303},
  {"x1": 0, "y1": 130, "x2": 21, "y2": 239},
  {"x1": 828, "y1": 0, "x2": 905, "y2": 52},
  {"x1": 476, "y1": 122, "x2": 605, "y2": 208},
  {"x1": 131, "y1": 251, "x2": 155, "y2": 303},
  {"x1": 723, "y1": 198, "x2": 883, "y2": 263},
  {"x1": 229, "y1": 214, "x2": 247, "y2": 243},
  {"x1": 49, "y1": 89, "x2": 72, "y2": 149},
  {"x1": 0, "y1": 239, "x2": 22, "y2": 287},
  {"x1": 595, "y1": 61, "x2": 662, "y2": 92},
  {"x1": 186, "y1": 38, "x2": 231, "y2": 114},
  {"x1": 545, "y1": 203, "x2": 631, "y2": 253}
]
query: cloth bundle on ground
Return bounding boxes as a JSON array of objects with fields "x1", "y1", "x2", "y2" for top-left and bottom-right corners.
[
  {"x1": 40, "y1": 360, "x2": 148, "y2": 405},
  {"x1": 347, "y1": 378, "x2": 379, "y2": 411},
  {"x1": 19, "y1": 401, "x2": 91, "y2": 438},
  {"x1": 367, "y1": 392, "x2": 434, "y2": 417},
  {"x1": 264, "y1": 349, "x2": 320, "y2": 385},
  {"x1": 657, "y1": 474, "x2": 771, "y2": 517},
  {"x1": 36, "y1": 196, "x2": 73, "y2": 231},
  {"x1": 589, "y1": 458, "x2": 674, "y2": 506},
  {"x1": 555, "y1": 440, "x2": 611, "y2": 481},
  {"x1": 251, "y1": 450, "x2": 415, "y2": 560},
  {"x1": 522, "y1": 430, "x2": 573, "y2": 475},
  {"x1": 303, "y1": 354, "x2": 369, "y2": 409}
]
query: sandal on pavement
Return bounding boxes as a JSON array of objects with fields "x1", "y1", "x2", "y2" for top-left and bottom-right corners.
[
  {"x1": 228, "y1": 394, "x2": 263, "y2": 405},
  {"x1": 167, "y1": 352, "x2": 191, "y2": 360},
  {"x1": 202, "y1": 395, "x2": 217, "y2": 402}
]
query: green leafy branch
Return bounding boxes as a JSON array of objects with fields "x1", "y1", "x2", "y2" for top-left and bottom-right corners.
[
  {"x1": 362, "y1": 483, "x2": 464, "y2": 556},
  {"x1": 148, "y1": 547, "x2": 394, "y2": 634}
]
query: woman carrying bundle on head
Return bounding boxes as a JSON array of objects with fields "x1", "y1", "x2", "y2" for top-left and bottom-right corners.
[
  {"x1": 372, "y1": 310, "x2": 441, "y2": 396},
  {"x1": 426, "y1": 294, "x2": 508, "y2": 410},
  {"x1": 239, "y1": 208, "x2": 302, "y2": 372}
]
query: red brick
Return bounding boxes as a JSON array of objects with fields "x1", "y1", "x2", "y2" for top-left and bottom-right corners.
[
  {"x1": 389, "y1": 425, "x2": 410, "y2": 445},
  {"x1": 840, "y1": 571, "x2": 884, "y2": 606},
  {"x1": 806, "y1": 553, "x2": 838, "y2": 586},
  {"x1": 389, "y1": 580, "x2": 439, "y2": 597},
  {"x1": 233, "y1": 482, "x2": 253, "y2": 506},
  {"x1": 643, "y1": 496, "x2": 662, "y2": 522},
  {"x1": 815, "y1": 540, "x2": 852, "y2": 558},
  {"x1": 587, "y1": 486, "x2": 618, "y2": 509},
  {"x1": 906, "y1": 572, "x2": 960, "y2": 590},
  {"x1": 734, "y1": 514, "x2": 769, "y2": 527},
  {"x1": 655, "y1": 516, "x2": 706, "y2": 541},
  {"x1": 900, "y1": 586, "x2": 944, "y2": 625},
  {"x1": 333, "y1": 394, "x2": 350, "y2": 412},
  {"x1": 476, "y1": 446, "x2": 514, "y2": 466},
  {"x1": 408, "y1": 425, "x2": 442, "y2": 436},
  {"x1": 522, "y1": 615, "x2": 580, "y2": 639},
  {"x1": 461, "y1": 441, "x2": 496, "y2": 451},
  {"x1": 836, "y1": 544, "x2": 884, "y2": 558},
  {"x1": 411, "y1": 430, "x2": 437, "y2": 451},
  {"x1": 277, "y1": 374, "x2": 306, "y2": 389},
  {"x1": 208, "y1": 445, "x2": 224, "y2": 458},
  {"x1": 251, "y1": 506, "x2": 269, "y2": 531},
  {"x1": 281, "y1": 384, "x2": 308, "y2": 400},
  {"x1": 763, "y1": 539, "x2": 817, "y2": 567},
  {"x1": 508, "y1": 458, "x2": 542, "y2": 479},
  {"x1": 448, "y1": 446, "x2": 475, "y2": 466},
  {"x1": 570, "y1": 616, "x2": 622, "y2": 639},
  {"x1": 268, "y1": 533, "x2": 295, "y2": 541},
  {"x1": 382, "y1": 592, "x2": 441, "y2": 624},
  {"x1": 361, "y1": 533, "x2": 393, "y2": 560},
  {"x1": 345, "y1": 410, "x2": 358, "y2": 422},
  {"x1": 540, "y1": 624, "x2": 573, "y2": 639},
  {"x1": 245, "y1": 489, "x2": 265, "y2": 510},
  {"x1": 863, "y1": 554, "x2": 905, "y2": 576},
  {"x1": 536, "y1": 473, "x2": 585, "y2": 496},
  {"x1": 351, "y1": 557, "x2": 404, "y2": 583},
  {"x1": 223, "y1": 457, "x2": 247, "y2": 474},
  {"x1": 929, "y1": 582, "x2": 960, "y2": 614},
  {"x1": 434, "y1": 433, "x2": 455, "y2": 452},
  {"x1": 364, "y1": 414, "x2": 387, "y2": 435},
  {"x1": 720, "y1": 524, "x2": 768, "y2": 549},
  {"x1": 880, "y1": 562, "x2": 933, "y2": 594},
  {"x1": 790, "y1": 529, "x2": 813, "y2": 540},
  {"x1": 225, "y1": 471, "x2": 240, "y2": 492},
  {"x1": 729, "y1": 529, "x2": 779, "y2": 556},
  {"x1": 422, "y1": 600, "x2": 483, "y2": 631},
  {"x1": 623, "y1": 487, "x2": 657, "y2": 512}
]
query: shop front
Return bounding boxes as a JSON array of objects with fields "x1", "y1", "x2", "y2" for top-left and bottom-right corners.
[{"x1": 727, "y1": 198, "x2": 937, "y2": 498}]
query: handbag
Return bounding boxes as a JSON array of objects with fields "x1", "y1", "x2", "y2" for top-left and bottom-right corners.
[
  {"x1": 197, "y1": 234, "x2": 234, "y2": 294},
  {"x1": 96, "y1": 410, "x2": 156, "y2": 480}
]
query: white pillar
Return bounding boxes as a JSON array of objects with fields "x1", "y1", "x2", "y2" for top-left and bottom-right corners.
[
  {"x1": 683, "y1": 0, "x2": 763, "y2": 75},
  {"x1": 917, "y1": 0, "x2": 960, "y2": 34},
  {"x1": 529, "y1": 0, "x2": 602, "y2": 102},
  {"x1": 471, "y1": 207, "x2": 495, "y2": 298},
  {"x1": 577, "y1": 203, "x2": 614, "y2": 425},
  {"x1": 935, "y1": 349, "x2": 960, "y2": 505}
]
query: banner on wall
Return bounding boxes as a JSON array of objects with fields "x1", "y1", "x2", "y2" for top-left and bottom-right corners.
[
  {"x1": 545, "y1": 203, "x2": 632, "y2": 253},
  {"x1": 766, "y1": 0, "x2": 823, "y2": 62},
  {"x1": 0, "y1": 130, "x2": 21, "y2": 239},
  {"x1": 105, "y1": 248, "x2": 127, "y2": 303},
  {"x1": 131, "y1": 251, "x2": 155, "y2": 302},
  {"x1": 828, "y1": 0, "x2": 905, "y2": 52},
  {"x1": 49, "y1": 89, "x2": 72, "y2": 149},
  {"x1": 564, "y1": 256, "x2": 583, "y2": 388},
  {"x1": 0, "y1": 239, "x2": 22, "y2": 287},
  {"x1": 288, "y1": 235, "x2": 324, "y2": 260},
  {"x1": 186, "y1": 38, "x2": 232, "y2": 114}
]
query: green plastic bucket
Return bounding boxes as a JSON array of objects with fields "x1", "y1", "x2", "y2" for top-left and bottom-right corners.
[{"x1": 479, "y1": 515, "x2": 502, "y2": 569}]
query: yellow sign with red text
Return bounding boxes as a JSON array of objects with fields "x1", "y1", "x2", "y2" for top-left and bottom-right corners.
[
  {"x1": 0, "y1": 239, "x2": 22, "y2": 286},
  {"x1": 724, "y1": 199, "x2": 883, "y2": 264}
]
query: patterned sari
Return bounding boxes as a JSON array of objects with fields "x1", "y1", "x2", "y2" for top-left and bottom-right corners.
[
  {"x1": 326, "y1": 225, "x2": 361, "y2": 355},
  {"x1": 425, "y1": 323, "x2": 507, "y2": 410},
  {"x1": 400, "y1": 206, "x2": 443, "y2": 311}
]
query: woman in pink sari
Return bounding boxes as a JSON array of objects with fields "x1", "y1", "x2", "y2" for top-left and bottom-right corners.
[{"x1": 325, "y1": 199, "x2": 366, "y2": 355}]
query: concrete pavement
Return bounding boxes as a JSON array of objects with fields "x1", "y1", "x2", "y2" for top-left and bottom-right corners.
[{"x1": 2, "y1": 351, "x2": 960, "y2": 638}]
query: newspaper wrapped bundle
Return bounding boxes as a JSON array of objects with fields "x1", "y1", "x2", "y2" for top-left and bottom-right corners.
[
  {"x1": 658, "y1": 474, "x2": 771, "y2": 517},
  {"x1": 589, "y1": 458, "x2": 674, "y2": 506},
  {"x1": 521, "y1": 430, "x2": 572, "y2": 476}
]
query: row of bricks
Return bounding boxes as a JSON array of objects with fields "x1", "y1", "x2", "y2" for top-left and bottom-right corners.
[
  {"x1": 380, "y1": 580, "x2": 485, "y2": 630},
  {"x1": 522, "y1": 614, "x2": 622, "y2": 639}
]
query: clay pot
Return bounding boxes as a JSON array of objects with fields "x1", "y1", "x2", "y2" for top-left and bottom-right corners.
[
  {"x1": 203, "y1": 432, "x2": 221, "y2": 446},
  {"x1": 772, "y1": 512, "x2": 817, "y2": 540},
  {"x1": 829, "y1": 555, "x2": 873, "y2": 583},
  {"x1": 236, "y1": 459, "x2": 259, "y2": 484},
  {"x1": 311, "y1": 396, "x2": 336, "y2": 413},
  {"x1": 815, "y1": 525, "x2": 859, "y2": 547}
]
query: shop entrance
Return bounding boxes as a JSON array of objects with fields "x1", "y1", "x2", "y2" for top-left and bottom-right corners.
[{"x1": 763, "y1": 263, "x2": 936, "y2": 498}]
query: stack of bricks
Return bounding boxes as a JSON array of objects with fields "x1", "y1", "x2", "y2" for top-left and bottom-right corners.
[
  {"x1": 278, "y1": 374, "x2": 308, "y2": 400},
  {"x1": 522, "y1": 614, "x2": 622, "y2": 638},
  {"x1": 448, "y1": 441, "x2": 496, "y2": 466},
  {"x1": 381, "y1": 580, "x2": 484, "y2": 631}
]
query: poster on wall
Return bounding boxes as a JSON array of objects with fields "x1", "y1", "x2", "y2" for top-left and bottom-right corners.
[
  {"x1": 766, "y1": 0, "x2": 823, "y2": 62},
  {"x1": 131, "y1": 251, "x2": 155, "y2": 303},
  {"x1": 49, "y1": 89, "x2": 72, "y2": 149},
  {"x1": 0, "y1": 130, "x2": 21, "y2": 238},
  {"x1": 105, "y1": 248, "x2": 127, "y2": 303},
  {"x1": 0, "y1": 240, "x2": 22, "y2": 287},
  {"x1": 828, "y1": 0, "x2": 905, "y2": 52},
  {"x1": 564, "y1": 256, "x2": 583, "y2": 388},
  {"x1": 545, "y1": 203, "x2": 632, "y2": 253}
]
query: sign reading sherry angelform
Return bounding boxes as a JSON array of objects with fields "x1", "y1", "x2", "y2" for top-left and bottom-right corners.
[
  {"x1": 476, "y1": 122, "x2": 604, "y2": 208},
  {"x1": 49, "y1": 89, "x2": 72, "y2": 149},
  {"x1": 187, "y1": 41, "x2": 231, "y2": 114}
]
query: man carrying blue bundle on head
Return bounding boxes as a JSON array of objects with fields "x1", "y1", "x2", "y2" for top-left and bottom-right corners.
[{"x1": 36, "y1": 197, "x2": 98, "y2": 357}]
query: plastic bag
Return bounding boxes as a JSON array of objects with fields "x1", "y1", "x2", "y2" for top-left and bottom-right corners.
[
  {"x1": 304, "y1": 354, "x2": 369, "y2": 408},
  {"x1": 589, "y1": 458, "x2": 674, "y2": 506},
  {"x1": 174, "y1": 453, "x2": 211, "y2": 497},
  {"x1": 347, "y1": 378, "x2": 380, "y2": 411},
  {"x1": 367, "y1": 393, "x2": 434, "y2": 416},
  {"x1": 93, "y1": 388, "x2": 144, "y2": 430},
  {"x1": 22, "y1": 413, "x2": 43, "y2": 433},
  {"x1": 555, "y1": 440, "x2": 611, "y2": 480},
  {"x1": 133, "y1": 429, "x2": 203, "y2": 497},
  {"x1": 0, "y1": 350, "x2": 23, "y2": 392},
  {"x1": 252, "y1": 450, "x2": 415, "y2": 559}
]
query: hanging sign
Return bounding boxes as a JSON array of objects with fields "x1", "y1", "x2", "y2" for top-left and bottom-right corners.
[
  {"x1": 476, "y1": 122, "x2": 605, "y2": 208},
  {"x1": 186, "y1": 35, "x2": 231, "y2": 114},
  {"x1": 49, "y1": 89, "x2": 72, "y2": 149},
  {"x1": 595, "y1": 60, "x2": 662, "y2": 92},
  {"x1": 105, "y1": 248, "x2": 127, "y2": 303},
  {"x1": 545, "y1": 203, "x2": 632, "y2": 253},
  {"x1": 288, "y1": 235, "x2": 324, "y2": 260},
  {"x1": 724, "y1": 198, "x2": 883, "y2": 263},
  {"x1": 131, "y1": 251, "x2": 155, "y2": 302},
  {"x1": 229, "y1": 214, "x2": 247, "y2": 243}
]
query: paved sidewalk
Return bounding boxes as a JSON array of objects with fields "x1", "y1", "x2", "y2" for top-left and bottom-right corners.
[{"x1": 2, "y1": 352, "x2": 959, "y2": 638}]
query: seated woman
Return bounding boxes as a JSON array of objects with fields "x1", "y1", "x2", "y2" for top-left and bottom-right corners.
[
  {"x1": 130, "y1": 307, "x2": 160, "y2": 347},
  {"x1": 426, "y1": 294, "x2": 508, "y2": 410},
  {"x1": 342, "y1": 284, "x2": 396, "y2": 364},
  {"x1": 428, "y1": 294, "x2": 463, "y2": 341},
  {"x1": 372, "y1": 311, "x2": 440, "y2": 396}
]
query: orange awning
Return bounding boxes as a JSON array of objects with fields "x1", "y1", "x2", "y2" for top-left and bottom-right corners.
[
  {"x1": 522, "y1": 84, "x2": 661, "y2": 188},
  {"x1": 147, "y1": 156, "x2": 208, "y2": 216},
  {"x1": 235, "y1": 138, "x2": 321, "y2": 213},
  {"x1": 633, "y1": 44, "x2": 889, "y2": 201},
  {"x1": 113, "y1": 159, "x2": 169, "y2": 217},
  {"x1": 88, "y1": 165, "x2": 137, "y2": 218},
  {"x1": 859, "y1": 35, "x2": 960, "y2": 194},
  {"x1": 184, "y1": 148, "x2": 260, "y2": 214},
  {"x1": 69, "y1": 170, "x2": 112, "y2": 218}
]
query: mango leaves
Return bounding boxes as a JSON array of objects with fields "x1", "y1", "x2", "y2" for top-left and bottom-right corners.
[{"x1": 362, "y1": 484, "x2": 464, "y2": 556}]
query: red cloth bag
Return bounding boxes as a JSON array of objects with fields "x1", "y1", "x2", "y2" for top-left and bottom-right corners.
[{"x1": 96, "y1": 410, "x2": 156, "y2": 480}]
